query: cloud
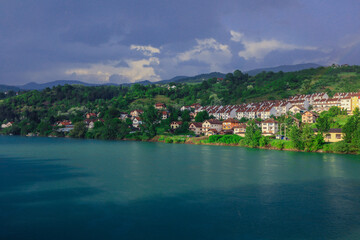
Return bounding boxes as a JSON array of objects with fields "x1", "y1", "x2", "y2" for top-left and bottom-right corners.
[
  {"x1": 177, "y1": 38, "x2": 232, "y2": 71},
  {"x1": 65, "y1": 58, "x2": 160, "y2": 83},
  {"x1": 230, "y1": 30, "x2": 318, "y2": 61},
  {"x1": 230, "y1": 30, "x2": 244, "y2": 42},
  {"x1": 130, "y1": 45, "x2": 160, "y2": 56}
]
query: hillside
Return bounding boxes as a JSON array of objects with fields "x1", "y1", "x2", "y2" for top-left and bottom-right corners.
[
  {"x1": 0, "y1": 84, "x2": 20, "y2": 92},
  {"x1": 246, "y1": 63, "x2": 322, "y2": 76},
  {"x1": 1, "y1": 65, "x2": 360, "y2": 121}
]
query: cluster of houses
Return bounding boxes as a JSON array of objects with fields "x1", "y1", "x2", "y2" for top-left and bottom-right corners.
[
  {"x1": 168, "y1": 91, "x2": 360, "y2": 142},
  {"x1": 2, "y1": 91, "x2": 359, "y2": 143},
  {"x1": 188, "y1": 92, "x2": 360, "y2": 122}
]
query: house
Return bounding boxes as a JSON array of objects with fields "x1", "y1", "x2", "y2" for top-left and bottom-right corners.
[
  {"x1": 189, "y1": 122, "x2": 202, "y2": 135},
  {"x1": 190, "y1": 103, "x2": 201, "y2": 110},
  {"x1": 289, "y1": 105, "x2": 306, "y2": 115},
  {"x1": 170, "y1": 121, "x2": 183, "y2": 129},
  {"x1": 233, "y1": 123, "x2": 247, "y2": 137},
  {"x1": 261, "y1": 119, "x2": 279, "y2": 135},
  {"x1": 130, "y1": 109, "x2": 144, "y2": 118},
  {"x1": 222, "y1": 118, "x2": 239, "y2": 130},
  {"x1": 161, "y1": 111, "x2": 169, "y2": 120},
  {"x1": 1, "y1": 122, "x2": 14, "y2": 129},
  {"x1": 202, "y1": 119, "x2": 223, "y2": 133},
  {"x1": 86, "y1": 113, "x2": 97, "y2": 119},
  {"x1": 302, "y1": 111, "x2": 319, "y2": 123},
  {"x1": 57, "y1": 120, "x2": 72, "y2": 127},
  {"x1": 119, "y1": 112, "x2": 129, "y2": 120},
  {"x1": 180, "y1": 106, "x2": 191, "y2": 111},
  {"x1": 314, "y1": 128, "x2": 344, "y2": 142},
  {"x1": 155, "y1": 103, "x2": 166, "y2": 110},
  {"x1": 205, "y1": 129, "x2": 218, "y2": 136},
  {"x1": 84, "y1": 119, "x2": 104, "y2": 129},
  {"x1": 132, "y1": 117, "x2": 142, "y2": 128}
]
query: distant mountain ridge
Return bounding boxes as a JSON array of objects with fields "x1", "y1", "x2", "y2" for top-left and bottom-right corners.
[
  {"x1": 0, "y1": 63, "x2": 322, "y2": 91},
  {"x1": 246, "y1": 63, "x2": 322, "y2": 76}
]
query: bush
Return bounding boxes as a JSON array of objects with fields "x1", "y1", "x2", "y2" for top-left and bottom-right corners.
[
  {"x1": 270, "y1": 140, "x2": 285, "y2": 150},
  {"x1": 332, "y1": 141, "x2": 350, "y2": 153},
  {"x1": 259, "y1": 136, "x2": 270, "y2": 147},
  {"x1": 208, "y1": 135, "x2": 242, "y2": 144}
]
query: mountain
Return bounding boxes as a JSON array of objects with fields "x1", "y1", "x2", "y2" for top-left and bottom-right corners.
[
  {"x1": 157, "y1": 72, "x2": 225, "y2": 84},
  {"x1": 246, "y1": 63, "x2": 322, "y2": 76},
  {"x1": 20, "y1": 80, "x2": 99, "y2": 90},
  {"x1": 0, "y1": 85, "x2": 20, "y2": 92},
  {"x1": 0, "y1": 65, "x2": 321, "y2": 91}
]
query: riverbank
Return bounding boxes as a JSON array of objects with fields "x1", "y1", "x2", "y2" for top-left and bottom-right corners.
[
  {"x1": 145, "y1": 135, "x2": 359, "y2": 155},
  {"x1": 1, "y1": 132, "x2": 358, "y2": 155}
]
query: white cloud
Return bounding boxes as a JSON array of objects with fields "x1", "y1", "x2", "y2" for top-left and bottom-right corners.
[
  {"x1": 177, "y1": 38, "x2": 232, "y2": 71},
  {"x1": 65, "y1": 57, "x2": 160, "y2": 83},
  {"x1": 130, "y1": 44, "x2": 160, "y2": 56},
  {"x1": 230, "y1": 30, "x2": 244, "y2": 42},
  {"x1": 230, "y1": 30, "x2": 318, "y2": 61}
]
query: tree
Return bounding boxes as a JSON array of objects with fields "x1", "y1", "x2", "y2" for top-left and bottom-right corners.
[
  {"x1": 141, "y1": 105, "x2": 159, "y2": 137},
  {"x1": 315, "y1": 114, "x2": 331, "y2": 133},
  {"x1": 244, "y1": 120, "x2": 262, "y2": 147},
  {"x1": 301, "y1": 124, "x2": 316, "y2": 151},
  {"x1": 101, "y1": 118, "x2": 129, "y2": 140},
  {"x1": 105, "y1": 107, "x2": 120, "y2": 119},
  {"x1": 288, "y1": 125, "x2": 303, "y2": 150},
  {"x1": 343, "y1": 109, "x2": 359, "y2": 143},
  {"x1": 70, "y1": 122, "x2": 87, "y2": 138},
  {"x1": 195, "y1": 111, "x2": 210, "y2": 122},
  {"x1": 181, "y1": 110, "x2": 191, "y2": 122}
]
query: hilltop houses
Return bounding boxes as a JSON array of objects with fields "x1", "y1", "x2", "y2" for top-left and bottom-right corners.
[
  {"x1": 222, "y1": 118, "x2": 239, "y2": 130},
  {"x1": 261, "y1": 119, "x2": 279, "y2": 135},
  {"x1": 132, "y1": 117, "x2": 142, "y2": 128},
  {"x1": 233, "y1": 123, "x2": 247, "y2": 136},
  {"x1": 314, "y1": 128, "x2": 344, "y2": 142},
  {"x1": 202, "y1": 119, "x2": 223, "y2": 133},
  {"x1": 1, "y1": 122, "x2": 13, "y2": 129},
  {"x1": 170, "y1": 121, "x2": 183, "y2": 129},
  {"x1": 302, "y1": 111, "x2": 319, "y2": 123},
  {"x1": 189, "y1": 122, "x2": 202, "y2": 135},
  {"x1": 155, "y1": 103, "x2": 166, "y2": 110},
  {"x1": 130, "y1": 109, "x2": 144, "y2": 118}
]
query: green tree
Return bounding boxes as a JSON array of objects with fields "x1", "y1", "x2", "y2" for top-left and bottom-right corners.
[
  {"x1": 288, "y1": 125, "x2": 303, "y2": 150},
  {"x1": 343, "y1": 108, "x2": 359, "y2": 143},
  {"x1": 315, "y1": 114, "x2": 331, "y2": 133},
  {"x1": 181, "y1": 110, "x2": 191, "y2": 122},
  {"x1": 141, "y1": 105, "x2": 159, "y2": 137},
  {"x1": 244, "y1": 120, "x2": 262, "y2": 147},
  {"x1": 301, "y1": 124, "x2": 316, "y2": 151},
  {"x1": 195, "y1": 111, "x2": 210, "y2": 122},
  {"x1": 70, "y1": 122, "x2": 87, "y2": 138}
]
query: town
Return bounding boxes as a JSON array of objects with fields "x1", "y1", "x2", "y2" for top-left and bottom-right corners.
[{"x1": 2, "y1": 90, "x2": 358, "y2": 149}]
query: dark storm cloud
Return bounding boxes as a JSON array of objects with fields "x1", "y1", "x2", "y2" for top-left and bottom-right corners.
[{"x1": 0, "y1": 0, "x2": 359, "y2": 84}]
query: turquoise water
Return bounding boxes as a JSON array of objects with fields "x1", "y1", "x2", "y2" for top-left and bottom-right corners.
[{"x1": 0, "y1": 136, "x2": 360, "y2": 239}]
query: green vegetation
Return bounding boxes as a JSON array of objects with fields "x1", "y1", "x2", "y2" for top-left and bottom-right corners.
[
  {"x1": 0, "y1": 65, "x2": 360, "y2": 154},
  {"x1": 208, "y1": 135, "x2": 243, "y2": 144}
]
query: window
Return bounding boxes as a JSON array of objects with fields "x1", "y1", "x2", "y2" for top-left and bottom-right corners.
[
  {"x1": 326, "y1": 134, "x2": 331, "y2": 139},
  {"x1": 336, "y1": 134, "x2": 341, "y2": 139}
]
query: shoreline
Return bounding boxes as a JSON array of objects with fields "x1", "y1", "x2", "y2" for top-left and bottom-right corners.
[
  {"x1": 1, "y1": 133, "x2": 357, "y2": 155},
  {"x1": 144, "y1": 135, "x2": 358, "y2": 155}
]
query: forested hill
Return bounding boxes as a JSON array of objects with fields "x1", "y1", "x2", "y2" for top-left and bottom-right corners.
[{"x1": 1, "y1": 65, "x2": 360, "y2": 123}]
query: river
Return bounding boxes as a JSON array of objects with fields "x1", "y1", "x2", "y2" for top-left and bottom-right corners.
[{"x1": 0, "y1": 136, "x2": 360, "y2": 239}]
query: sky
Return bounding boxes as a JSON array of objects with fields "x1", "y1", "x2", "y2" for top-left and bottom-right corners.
[{"x1": 1, "y1": 0, "x2": 360, "y2": 85}]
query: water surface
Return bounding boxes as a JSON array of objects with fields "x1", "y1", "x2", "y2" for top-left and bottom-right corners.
[{"x1": 0, "y1": 136, "x2": 360, "y2": 239}]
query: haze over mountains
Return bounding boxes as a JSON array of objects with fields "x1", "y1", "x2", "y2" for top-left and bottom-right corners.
[{"x1": 0, "y1": 63, "x2": 322, "y2": 91}]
